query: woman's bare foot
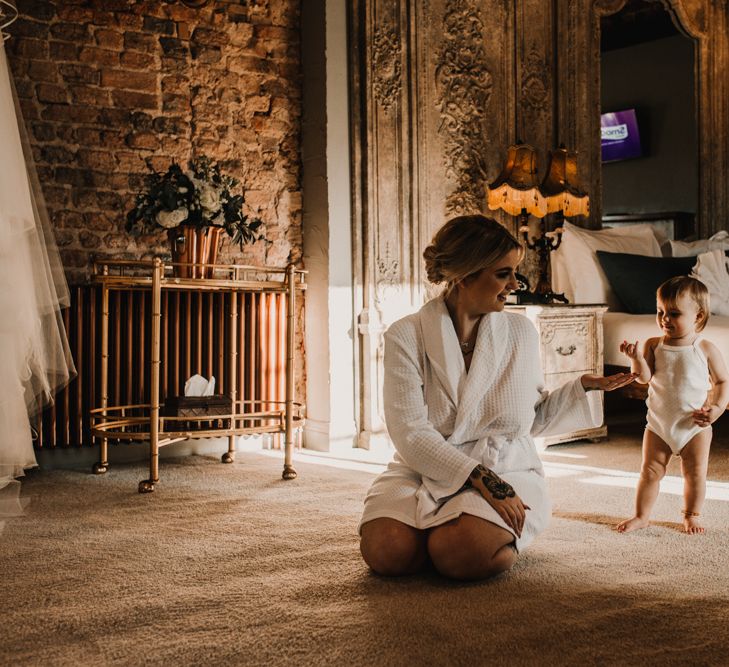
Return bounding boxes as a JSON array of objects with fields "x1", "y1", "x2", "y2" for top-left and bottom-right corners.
[
  {"x1": 616, "y1": 516, "x2": 649, "y2": 533},
  {"x1": 682, "y1": 516, "x2": 705, "y2": 534}
]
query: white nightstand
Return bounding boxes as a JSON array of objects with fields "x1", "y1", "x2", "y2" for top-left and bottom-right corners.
[{"x1": 507, "y1": 303, "x2": 609, "y2": 446}]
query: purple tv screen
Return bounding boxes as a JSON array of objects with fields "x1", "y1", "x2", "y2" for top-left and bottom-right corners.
[{"x1": 601, "y1": 108, "x2": 642, "y2": 162}]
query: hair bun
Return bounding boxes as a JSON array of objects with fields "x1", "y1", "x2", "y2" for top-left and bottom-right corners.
[
  {"x1": 423, "y1": 245, "x2": 444, "y2": 284},
  {"x1": 422, "y1": 215, "x2": 520, "y2": 293}
]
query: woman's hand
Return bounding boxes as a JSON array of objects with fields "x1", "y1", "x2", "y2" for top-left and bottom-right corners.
[
  {"x1": 620, "y1": 339, "x2": 643, "y2": 361},
  {"x1": 581, "y1": 372, "x2": 637, "y2": 392},
  {"x1": 466, "y1": 464, "x2": 529, "y2": 538}
]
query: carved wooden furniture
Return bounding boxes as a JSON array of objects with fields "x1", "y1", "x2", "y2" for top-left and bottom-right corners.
[
  {"x1": 508, "y1": 303, "x2": 609, "y2": 446},
  {"x1": 89, "y1": 259, "x2": 306, "y2": 492}
]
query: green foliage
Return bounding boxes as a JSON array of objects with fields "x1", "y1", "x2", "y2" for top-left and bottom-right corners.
[{"x1": 126, "y1": 156, "x2": 264, "y2": 249}]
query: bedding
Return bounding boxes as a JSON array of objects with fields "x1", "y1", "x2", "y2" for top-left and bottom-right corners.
[
  {"x1": 551, "y1": 220, "x2": 662, "y2": 310},
  {"x1": 603, "y1": 311, "x2": 729, "y2": 368},
  {"x1": 669, "y1": 230, "x2": 729, "y2": 257},
  {"x1": 551, "y1": 221, "x2": 729, "y2": 375},
  {"x1": 690, "y1": 249, "x2": 729, "y2": 316}
]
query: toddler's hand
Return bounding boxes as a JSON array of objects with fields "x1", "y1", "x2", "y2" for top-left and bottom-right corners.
[
  {"x1": 693, "y1": 404, "x2": 723, "y2": 426},
  {"x1": 620, "y1": 340, "x2": 642, "y2": 360}
]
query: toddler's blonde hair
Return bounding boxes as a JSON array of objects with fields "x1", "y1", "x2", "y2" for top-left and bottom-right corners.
[{"x1": 656, "y1": 276, "x2": 710, "y2": 332}]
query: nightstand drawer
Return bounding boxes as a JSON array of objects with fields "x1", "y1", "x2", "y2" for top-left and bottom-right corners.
[
  {"x1": 507, "y1": 303, "x2": 607, "y2": 447},
  {"x1": 543, "y1": 370, "x2": 585, "y2": 392},
  {"x1": 540, "y1": 316, "x2": 596, "y2": 374}
]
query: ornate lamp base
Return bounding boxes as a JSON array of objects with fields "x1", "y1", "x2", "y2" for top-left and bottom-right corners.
[
  {"x1": 532, "y1": 271, "x2": 568, "y2": 304},
  {"x1": 519, "y1": 215, "x2": 568, "y2": 305}
]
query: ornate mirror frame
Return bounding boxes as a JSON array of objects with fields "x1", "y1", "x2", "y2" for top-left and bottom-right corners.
[{"x1": 557, "y1": 0, "x2": 729, "y2": 236}]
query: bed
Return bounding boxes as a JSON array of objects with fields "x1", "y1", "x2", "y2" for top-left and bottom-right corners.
[
  {"x1": 603, "y1": 312, "x2": 729, "y2": 367},
  {"x1": 550, "y1": 214, "x2": 729, "y2": 398}
]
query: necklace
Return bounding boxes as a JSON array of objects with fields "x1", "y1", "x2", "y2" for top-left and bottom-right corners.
[{"x1": 456, "y1": 320, "x2": 479, "y2": 355}]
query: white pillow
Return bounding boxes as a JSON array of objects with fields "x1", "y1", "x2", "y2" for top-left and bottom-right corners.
[
  {"x1": 690, "y1": 249, "x2": 729, "y2": 316},
  {"x1": 670, "y1": 231, "x2": 729, "y2": 257},
  {"x1": 551, "y1": 220, "x2": 662, "y2": 309}
]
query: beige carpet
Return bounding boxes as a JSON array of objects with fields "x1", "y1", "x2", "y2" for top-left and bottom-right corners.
[{"x1": 2, "y1": 416, "x2": 729, "y2": 666}]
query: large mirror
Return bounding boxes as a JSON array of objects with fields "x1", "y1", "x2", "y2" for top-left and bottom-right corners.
[
  {"x1": 599, "y1": 0, "x2": 697, "y2": 240},
  {"x1": 558, "y1": 0, "x2": 728, "y2": 237}
]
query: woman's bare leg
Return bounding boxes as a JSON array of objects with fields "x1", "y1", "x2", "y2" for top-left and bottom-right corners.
[
  {"x1": 679, "y1": 428, "x2": 711, "y2": 534},
  {"x1": 617, "y1": 429, "x2": 672, "y2": 533},
  {"x1": 427, "y1": 514, "x2": 516, "y2": 581},
  {"x1": 360, "y1": 518, "x2": 429, "y2": 576}
]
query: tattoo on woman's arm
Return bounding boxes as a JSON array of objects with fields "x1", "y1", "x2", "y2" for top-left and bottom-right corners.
[{"x1": 469, "y1": 464, "x2": 515, "y2": 500}]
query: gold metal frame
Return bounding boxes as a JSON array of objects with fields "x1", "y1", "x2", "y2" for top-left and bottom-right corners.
[{"x1": 89, "y1": 259, "x2": 307, "y2": 493}]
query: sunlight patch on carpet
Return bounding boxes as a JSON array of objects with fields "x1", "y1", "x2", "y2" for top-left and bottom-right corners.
[
  {"x1": 540, "y1": 450, "x2": 589, "y2": 459},
  {"x1": 544, "y1": 461, "x2": 729, "y2": 500},
  {"x1": 254, "y1": 448, "x2": 385, "y2": 474}
]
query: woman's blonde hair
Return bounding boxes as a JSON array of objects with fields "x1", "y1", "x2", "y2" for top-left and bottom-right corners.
[
  {"x1": 423, "y1": 215, "x2": 522, "y2": 296},
  {"x1": 656, "y1": 276, "x2": 710, "y2": 332}
]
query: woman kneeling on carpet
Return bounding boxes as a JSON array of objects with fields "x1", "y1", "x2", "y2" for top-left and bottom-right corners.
[{"x1": 359, "y1": 215, "x2": 636, "y2": 580}]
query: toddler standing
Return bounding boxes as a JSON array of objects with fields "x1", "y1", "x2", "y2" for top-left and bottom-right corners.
[{"x1": 617, "y1": 276, "x2": 729, "y2": 534}]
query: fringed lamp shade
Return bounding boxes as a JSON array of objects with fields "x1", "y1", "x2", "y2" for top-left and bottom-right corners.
[
  {"x1": 487, "y1": 143, "x2": 547, "y2": 218},
  {"x1": 539, "y1": 145, "x2": 590, "y2": 217}
]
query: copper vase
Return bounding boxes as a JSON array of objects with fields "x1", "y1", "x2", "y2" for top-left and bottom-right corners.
[{"x1": 168, "y1": 225, "x2": 223, "y2": 278}]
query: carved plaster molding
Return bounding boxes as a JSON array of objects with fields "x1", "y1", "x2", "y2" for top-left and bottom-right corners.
[
  {"x1": 435, "y1": 0, "x2": 492, "y2": 216},
  {"x1": 593, "y1": 0, "x2": 705, "y2": 37},
  {"x1": 521, "y1": 47, "x2": 549, "y2": 115},
  {"x1": 372, "y1": 23, "x2": 402, "y2": 114},
  {"x1": 593, "y1": 0, "x2": 629, "y2": 16},
  {"x1": 376, "y1": 241, "x2": 399, "y2": 285},
  {"x1": 661, "y1": 0, "x2": 707, "y2": 37}
]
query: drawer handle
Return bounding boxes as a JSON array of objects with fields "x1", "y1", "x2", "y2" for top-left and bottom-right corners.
[{"x1": 556, "y1": 344, "x2": 576, "y2": 356}]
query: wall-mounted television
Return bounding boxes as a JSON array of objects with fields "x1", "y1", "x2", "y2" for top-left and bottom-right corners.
[{"x1": 601, "y1": 108, "x2": 643, "y2": 162}]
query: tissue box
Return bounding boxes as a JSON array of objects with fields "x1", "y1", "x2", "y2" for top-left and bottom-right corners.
[{"x1": 161, "y1": 395, "x2": 232, "y2": 430}]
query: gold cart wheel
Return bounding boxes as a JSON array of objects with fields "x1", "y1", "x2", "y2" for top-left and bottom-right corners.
[
  {"x1": 92, "y1": 462, "x2": 108, "y2": 475},
  {"x1": 282, "y1": 464, "x2": 297, "y2": 480},
  {"x1": 221, "y1": 452, "x2": 235, "y2": 464},
  {"x1": 138, "y1": 479, "x2": 155, "y2": 493}
]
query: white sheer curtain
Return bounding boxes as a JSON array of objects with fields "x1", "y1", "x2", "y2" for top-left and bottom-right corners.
[{"x1": 0, "y1": 3, "x2": 75, "y2": 522}]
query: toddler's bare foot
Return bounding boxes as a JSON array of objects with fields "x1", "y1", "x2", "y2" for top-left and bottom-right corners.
[
  {"x1": 615, "y1": 516, "x2": 649, "y2": 533},
  {"x1": 682, "y1": 516, "x2": 705, "y2": 534}
]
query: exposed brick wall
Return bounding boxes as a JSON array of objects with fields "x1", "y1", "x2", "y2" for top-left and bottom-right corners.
[{"x1": 6, "y1": 0, "x2": 302, "y2": 285}]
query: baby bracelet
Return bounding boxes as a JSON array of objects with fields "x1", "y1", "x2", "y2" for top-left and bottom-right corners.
[{"x1": 682, "y1": 510, "x2": 700, "y2": 517}]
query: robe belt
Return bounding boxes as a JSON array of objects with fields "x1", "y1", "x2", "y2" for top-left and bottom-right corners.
[{"x1": 467, "y1": 434, "x2": 510, "y2": 468}]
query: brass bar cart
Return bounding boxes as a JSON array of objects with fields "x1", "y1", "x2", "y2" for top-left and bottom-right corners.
[{"x1": 89, "y1": 259, "x2": 306, "y2": 493}]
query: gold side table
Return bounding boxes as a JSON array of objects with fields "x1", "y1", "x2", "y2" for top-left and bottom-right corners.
[{"x1": 89, "y1": 259, "x2": 307, "y2": 492}]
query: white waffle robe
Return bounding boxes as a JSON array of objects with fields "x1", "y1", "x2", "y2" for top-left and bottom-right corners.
[{"x1": 359, "y1": 297, "x2": 603, "y2": 551}]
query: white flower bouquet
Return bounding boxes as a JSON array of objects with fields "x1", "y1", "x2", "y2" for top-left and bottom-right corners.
[{"x1": 126, "y1": 156, "x2": 263, "y2": 248}]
